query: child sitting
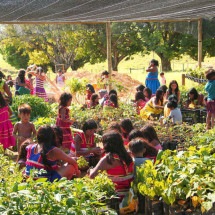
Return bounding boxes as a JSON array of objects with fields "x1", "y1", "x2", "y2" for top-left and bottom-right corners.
[
  {"x1": 128, "y1": 138, "x2": 149, "y2": 173},
  {"x1": 143, "y1": 87, "x2": 152, "y2": 101},
  {"x1": 167, "y1": 100, "x2": 182, "y2": 124},
  {"x1": 136, "y1": 84, "x2": 145, "y2": 93},
  {"x1": 13, "y1": 104, "x2": 36, "y2": 152},
  {"x1": 17, "y1": 140, "x2": 31, "y2": 169},
  {"x1": 103, "y1": 93, "x2": 118, "y2": 108},
  {"x1": 120, "y1": 118, "x2": 134, "y2": 146},
  {"x1": 134, "y1": 91, "x2": 146, "y2": 114},
  {"x1": 17, "y1": 126, "x2": 64, "y2": 170},
  {"x1": 184, "y1": 88, "x2": 204, "y2": 109},
  {"x1": 88, "y1": 93, "x2": 99, "y2": 109},
  {"x1": 140, "y1": 125, "x2": 162, "y2": 151}
]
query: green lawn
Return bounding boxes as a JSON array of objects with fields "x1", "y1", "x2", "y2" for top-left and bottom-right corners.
[{"x1": 1, "y1": 52, "x2": 212, "y2": 90}]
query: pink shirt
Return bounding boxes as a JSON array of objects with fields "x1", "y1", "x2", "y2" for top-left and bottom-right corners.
[{"x1": 155, "y1": 144, "x2": 162, "y2": 151}]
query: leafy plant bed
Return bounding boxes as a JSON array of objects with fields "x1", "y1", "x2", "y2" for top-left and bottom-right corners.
[
  {"x1": 0, "y1": 153, "x2": 118, "y2": 214},
  {"x1": 181, "y1": 109, "x2": 201, "y2": 124},
  {"x1": 136, "y1": 134, "x2": 215, "y2": 214}
]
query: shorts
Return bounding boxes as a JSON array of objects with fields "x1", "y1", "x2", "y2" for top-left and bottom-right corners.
[{"x1": 206, "y1": 100, "x2": 215, "y2": 114}]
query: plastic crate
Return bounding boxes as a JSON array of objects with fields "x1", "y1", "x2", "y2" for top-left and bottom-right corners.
[
  {"x1": 181, "y1": 109, "x2": 200, "y2": 124},
  {"x1": 145, "y1": 197, "x2": 164, "y2": 215},
  {"x1": 199, "y1": 109, "x2": 207, "y2": 123}
]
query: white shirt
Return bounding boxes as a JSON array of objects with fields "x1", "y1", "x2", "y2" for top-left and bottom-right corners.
[
  {"x1": 56, "y1": 74, "x2": 65, "y2": 87},
  {"x1": 169, "y1": 108, "x2": 182, "y2": 124}
]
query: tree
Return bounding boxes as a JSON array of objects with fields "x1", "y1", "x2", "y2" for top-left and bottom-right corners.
[
  {"x1": 180, "y1": 20, "x2": 215, "y2": 61},
  {"x1": 139, "y1": 22, "x2": 185, "y2": 71},
  {"x1": 0, "y1": 44, "x2": 29, "y2": 69},
  {"x1": 0, "y1": 24, "x2": 88, "y2": 71},
  {"x1": 82, "y1": 23, "x2": 144, "y2": 71}
]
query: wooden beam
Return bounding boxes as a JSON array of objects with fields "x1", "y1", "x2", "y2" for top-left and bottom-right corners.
[
  {"x1": 106, "y1": 21, "x2": 112, "y2": 90},
  {"x1": 198, "y1": 18, "x2": 202, "y2": 68}
]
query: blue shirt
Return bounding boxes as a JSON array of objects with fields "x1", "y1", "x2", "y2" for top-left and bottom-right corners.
[
  {"x1": 205, "y1": 80, "x2": 215, "y2": 101},
  {"x1": 133, "y1": 157, "x2": 150, "y2": 176}
]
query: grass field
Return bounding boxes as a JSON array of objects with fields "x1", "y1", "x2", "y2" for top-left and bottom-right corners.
[
  {"x1": 1, "y1": 52, "x2": 214, "y2": 90},
  {"x1": 81, "y1": 52, "x2": 207, "y2": 89}
]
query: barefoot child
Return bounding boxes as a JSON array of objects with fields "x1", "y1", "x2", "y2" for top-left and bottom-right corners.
[
  {"x1": 56, "y1": 93, "x2": 74, "y2": 150},
  {"x1": 13, "y1": 104, "x2": 36, "y2": 152}
]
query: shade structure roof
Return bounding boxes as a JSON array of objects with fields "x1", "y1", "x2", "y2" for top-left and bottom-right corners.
[{"x1": 0, "y1": 0, "x2": 214, "y2": 24}]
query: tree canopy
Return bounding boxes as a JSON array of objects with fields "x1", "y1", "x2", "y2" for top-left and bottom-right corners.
[{"x1": 0, "y1": 21, "x2": 215, "y2": 72}]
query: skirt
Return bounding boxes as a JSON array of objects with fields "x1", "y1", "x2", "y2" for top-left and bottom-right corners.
[
  {"x1": 34, "y1": 87, "x2": 48, "y2": 102},
  {"x1": 206, "y1": 100, "x2": 215, "y2": 114}
]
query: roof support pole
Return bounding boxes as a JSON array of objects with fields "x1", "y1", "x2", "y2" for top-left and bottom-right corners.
[
  {"x1": 106, "y1": 21, "x2": 112, "y2": 90},
  {"x1": 198, "y1": 18, "x2": 202, "y2": 68}
]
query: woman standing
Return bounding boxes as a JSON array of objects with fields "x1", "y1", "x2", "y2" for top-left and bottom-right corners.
[{"x1": 145, "y1": 59, "x2": 160, "y2": 94}]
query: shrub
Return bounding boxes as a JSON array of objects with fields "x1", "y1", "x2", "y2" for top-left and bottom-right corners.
[{"x1": 11, "y1": 95, "x2": 55, "y2": 121}]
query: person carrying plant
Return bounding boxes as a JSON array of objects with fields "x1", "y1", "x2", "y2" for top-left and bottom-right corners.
[
  {"x1": 205, "y1": 69, "x2": 215, "y2": 130},
  {"x1": 13, "y1": 104, "x2": 36, "y2": 152},
  {"x1": 56, "y1": 92, "x2": 74, "y2": 150},
  {"x1": 15, "y1": 69, "x2": 30, "y2": 96}
]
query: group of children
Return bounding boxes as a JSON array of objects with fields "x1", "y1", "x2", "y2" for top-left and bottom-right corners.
[{"x1": 0, "y1": 67, "x2": 215, "y2": 201}]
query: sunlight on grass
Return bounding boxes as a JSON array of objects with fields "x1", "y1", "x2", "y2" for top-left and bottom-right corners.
[{"x1": 0, "y1": 51, "x2": 211, "y2": 90}]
